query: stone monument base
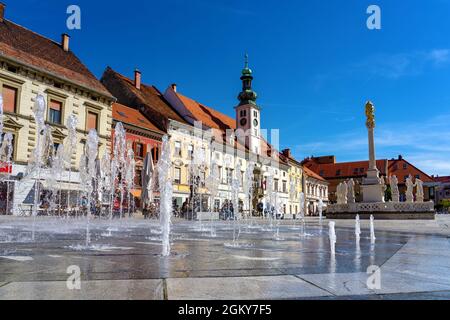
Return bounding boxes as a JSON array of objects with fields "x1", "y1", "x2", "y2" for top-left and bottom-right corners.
[
  {"x1": 361, "y1": 184, "x2": 385, "y2": 203},
  {"x1": 326, "y1": 201, "x2": 435, "y2": 220}
]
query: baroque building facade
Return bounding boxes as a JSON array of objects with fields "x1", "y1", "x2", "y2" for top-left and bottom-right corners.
[
  {"x1": 102, "y1": 59, "x2": 291, "y2": 217},
  {"x1": 0, "y1": 6, "x2": 113, "y2": 214}
]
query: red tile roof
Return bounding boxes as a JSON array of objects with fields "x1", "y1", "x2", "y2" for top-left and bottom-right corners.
[
  {"x1": 388, "y1": 158, "x2": 434, "y2": 182},
  {"x1": 176, "y1": 93, "x2": 236, "y2": 131},
  {"x1": 303, "y1": 157, "x2": 434, "y2": 183},
  {"x1": 171, "y1": 90, "x2": 286, "y2": 164},
  {"x1": 435, "y1": 176, "x2": 450, "y2": 183},
  {"x1": 101, "y1": 67, "x2": 188, "y2": 131},
  {"x1": 112, "y1": 103, "x2": 164, "y2": 135},
  {"x1": 303, "y1": 159, "x2": 389, "y2": 179},
  {"x1": 303, "y1": 166, "x2": 327, "y2": 182},
  {"x1": 0, "y1": 19, "x2": 111, "y2": 97}
]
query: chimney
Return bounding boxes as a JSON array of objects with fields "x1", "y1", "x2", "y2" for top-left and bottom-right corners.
[
  {"x1": 134, "y1": 69, "x2": 141, "y2": 90},
  {"x1": 61, "y1": 34, "x2": 70, "y2": 52},
  {"x1": 282, "y1": 149, "x2": 291, "y2": 158},
  {"x1": 171, "y1": 83, "x2": 177, "y2": 92},
  {"x1": 0, "y1": 3, "x2": 5, "y2": 23}
]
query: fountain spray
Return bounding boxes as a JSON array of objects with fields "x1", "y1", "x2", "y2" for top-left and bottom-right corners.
[
  {"x1": 65, "y1": 114, "x2": 78, "y2": 217},
  {"x1": 299, "y1": 192, "x2": 306, "y2": 236},
  {"x1": 266, "y1": 167, "x2": 274, "y2": 231},
  {"x1": 85, "y1": 130, "x2": 99, "y2": 247},
  {"x1": 244, "y1": 162, "x2": 255, "y2": 229},
  {"x1": 0, "y1": 132, "x2": 13, "y2": 214},
  {"x1": 355, "y1": 214, "x2": 361, "y2": 242},
  {"x1": 318, "y1": 198, "x2": 324, "y2": 224},
  {"x1": 370, "y1": 215, "x2": 376, "y2": 244},
  {"x1": 111, "y1": 123, "x2": 126, "y2": 219},
  {"x1": 206, "y1": 143, "x2": 219, "y2": 237},
  {"x1": 30, "y1": 94, "x2": 47, "y2": 240},
  {"x1": 232, "y1": 161, "x2": 242, "y2": 243},
  {"x1": 100, "y1": 152, "x2": 112, "y2": 217},
  {"x1": 125, "y1": 149, "x2": 136, "y2": 218},
  {"x1": 158, "y1": 135, "x2": 173, "y2": 257},
  {"x1": 329, "y1": 221, "x2": 336, "y2": 255}
]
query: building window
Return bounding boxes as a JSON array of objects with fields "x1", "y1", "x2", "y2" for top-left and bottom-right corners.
[
  {"x1": 135, "y1": 169, "x2": 142, "y2": 186},
  {"x1": 214, "y1": 199, "x2": 220, "y2": 212},
  {"x1": 226, "y1": 168, "x2": 233, "y2": 184},
  {"x1": 174, "y1": 141, "x2": 182, "y2": 157},
  {"x1": 49, "y1": 99, "x2": 63, "y2": 124},
  {"x1": 86, "y1": 111, "x2": 98, "y2": 131},
  {"x1": 218, "y1": 166, "x2": 223, "y2": 181},
  {"x1": 319, "y1": 170, "x2": 324, "y2": 176},
  {"x1": 2, "y1": 85, "x2": 18, "y2": 113},
  {"x1": 282, "y1": 181, "x2": 287, "y2": 193},
  {"x1": 403, "y1": 163, "x2": 408, "y2": 170},
  {"x1": 240, "y1": 110, "x2": 246, "y2": 117},
  {"x1": 415, "y1": 174, "x2": 420, "y2": 179},
  {"x1": 153, "y1": 146, "x2": 159, "y2": 163},
  {"x1": 274, "y1": 179, "x2": 279, "y2": 191},
  {"x1": 135, "y1": 142, "x2": 144, "y2": 159},
  {"x1": 336, "y1": 169, "x2": 341, "y2": 176},
  {"x1": 174, "y1": 167, "x2": 181, "y2": 184},
  {"x1": 253, "y1": 110, "x2": 258, "y2": 118},
  {"x1": 187, "y1": 144, "x2": 194, "y2": 159}
]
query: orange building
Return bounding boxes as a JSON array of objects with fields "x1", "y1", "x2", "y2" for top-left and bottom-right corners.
[{"x1": 112, "y1": 103, "x2": 164, "y2": 204}]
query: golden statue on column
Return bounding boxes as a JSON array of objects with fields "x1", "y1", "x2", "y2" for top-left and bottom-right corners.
[{"x1": 365, "y1": 101, "x2": 375, "y2": 129}]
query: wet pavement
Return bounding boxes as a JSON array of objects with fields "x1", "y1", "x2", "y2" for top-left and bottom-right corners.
[{"x1": 0, "y1": 216, "x2": 449, "y2": 300}]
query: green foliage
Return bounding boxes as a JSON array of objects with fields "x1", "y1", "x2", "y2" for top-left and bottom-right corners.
[{"x1": 385, "y1": 185, "x2": 392, "y2": 202}]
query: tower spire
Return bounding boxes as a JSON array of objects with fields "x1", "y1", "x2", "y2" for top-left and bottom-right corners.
[{"x1": 238, "y1": 54, "x2": 258, "y2": 107}]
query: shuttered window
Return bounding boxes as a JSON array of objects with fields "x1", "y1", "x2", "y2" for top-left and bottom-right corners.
[
  {"x1": 2, "y1": 85, "x2": 18, "y2": 113},
  {"x1": 87, "y1": 112, "x2": 98, "y2": 131}
]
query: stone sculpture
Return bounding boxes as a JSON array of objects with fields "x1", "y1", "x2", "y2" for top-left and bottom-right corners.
[
  {"x1": 390, "y1": 175, "x2": 400, "y2": 202},
  {"x1": 415, "y1": 178, "x2": 424, "y2": 203},
  {"x1": 347, "y1": 179, "x2": 356, "y2": 203},
  {"x1": 405, "y1": 175, "x2": 415, "y2": 203}
]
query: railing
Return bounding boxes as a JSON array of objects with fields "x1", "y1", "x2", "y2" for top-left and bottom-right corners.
[{"x1": 327, "y1": 201, "x2": 435, "y2": 213}]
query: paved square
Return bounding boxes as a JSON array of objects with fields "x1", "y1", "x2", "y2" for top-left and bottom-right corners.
[{"x1": 1, "y1": 216, "x2": 449, "y2": 300}]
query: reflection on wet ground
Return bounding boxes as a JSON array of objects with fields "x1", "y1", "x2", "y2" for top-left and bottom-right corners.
[{"x1": 0, "y1": 217, "x2": 449, "y2": 299}]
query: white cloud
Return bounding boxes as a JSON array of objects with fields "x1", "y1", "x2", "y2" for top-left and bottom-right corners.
[{"x1": 428, "y1": 49, "x2": 450, "y2": 65}]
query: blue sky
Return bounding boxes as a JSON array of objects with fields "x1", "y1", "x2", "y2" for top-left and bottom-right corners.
[{"x1": 7, "y1": 0, "x2": 450, "y2": 175}]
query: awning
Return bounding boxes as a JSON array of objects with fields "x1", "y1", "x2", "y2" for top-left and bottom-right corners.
[
  {"x1": 40, "y1": 181, "x2": 82, "y2": 191},
  {"x1": 130, "y1": 189, "x2": 142, "y2": 198}
]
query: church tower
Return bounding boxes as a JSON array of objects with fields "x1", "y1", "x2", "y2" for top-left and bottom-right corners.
[{"x1": 235, "y1": 54, "x2": 261, "y2": 154}]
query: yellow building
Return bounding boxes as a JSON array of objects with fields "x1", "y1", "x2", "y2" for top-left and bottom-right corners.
[
  {"x1": 0, "y1": 6, "x2": 114, "y2": 214},
  {"x1": 281, "y1": 149, "x2": 304, "y2": 216}
]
